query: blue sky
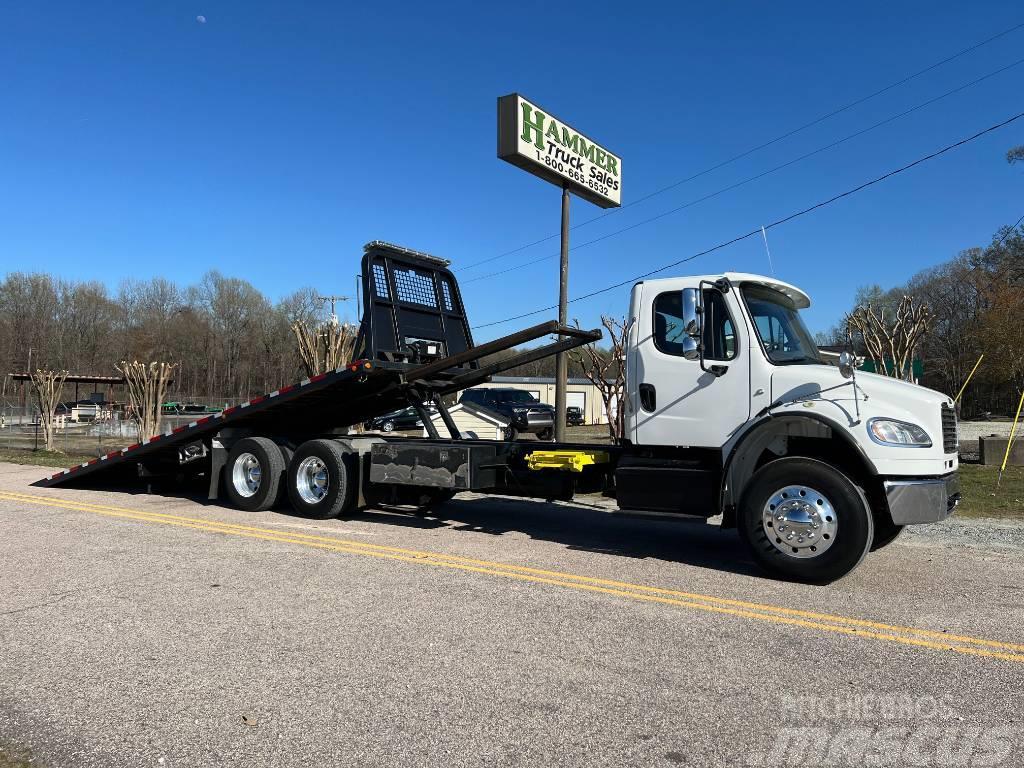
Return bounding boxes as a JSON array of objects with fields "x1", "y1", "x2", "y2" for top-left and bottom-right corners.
[{"x1": 2, "y1": 1, "x2": 1022, "y2": 342}]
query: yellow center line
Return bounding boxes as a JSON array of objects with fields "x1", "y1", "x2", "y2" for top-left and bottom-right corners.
[
  {"x1": 2, "y1": 490, "x2": 1022, "y2": 663},
  {"x1": 4, "y1": 490, "x2": 1019, "y2": 653}
]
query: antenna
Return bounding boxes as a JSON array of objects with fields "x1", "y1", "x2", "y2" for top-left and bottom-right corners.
[{"x1": 760, "y1": 226, "x2": 775, "y2": 276}]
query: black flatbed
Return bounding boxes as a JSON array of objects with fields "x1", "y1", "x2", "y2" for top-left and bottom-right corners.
[
  {"x1": 35, "y1": 361, "x2": 406, "y2": 488},
  {"x1": 35, "y1": 241, "x2": 603, "y2": 493}
]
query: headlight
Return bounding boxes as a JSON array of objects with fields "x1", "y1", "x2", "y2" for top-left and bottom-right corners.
[
  {"x1": 867, "y1": 418, "x2": 932, "y2": 447},
  {"x1": 513, "y1": 407, "x2": 528, "y2": 414}
]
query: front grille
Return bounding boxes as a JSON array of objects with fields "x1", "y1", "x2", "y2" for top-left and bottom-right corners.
[
  {"x1": 941, "y1": 404, "x2": 958, "y2": 454},
  {"x1": 524, "y1": 409, "x2": 554, "y2": 427}
]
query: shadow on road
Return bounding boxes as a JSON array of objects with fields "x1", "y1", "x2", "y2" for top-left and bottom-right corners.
[
  {"x1": 43, "y1": 476, "x2": 763, "y2": 579},
  {"x1": 349, "y1": 495, "x2": 763, "y2": 579}
]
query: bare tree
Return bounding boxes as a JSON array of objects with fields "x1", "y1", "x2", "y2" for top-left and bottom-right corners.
[
  {"x1": 568, "y1": 316, "x2": 627, "y2": 439},
  {"x1": 28, "y1": 369, "x2": 69, "y2": 451},
  {"x1": 292, "y1": 320, "x2": 354, "y2": 378},
  {"x1": 117, "y1": 361, "x2": 176, "y2": 440},
  {"x1": 845, "y1": 296, "x2": 930, "y2": 381}
]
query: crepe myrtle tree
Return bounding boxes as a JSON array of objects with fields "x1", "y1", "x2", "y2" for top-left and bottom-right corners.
[
  {"x1": 844, "y1": 295, "x2": 930, "y2": 382},
  {"x1": 28, "y1": 369, "x2": 69, "y2": 451},
  {"x1": 117, "y1": 361, "x2": 176, "y2": 441},
  {"x1": 291, "y1": 318, "x2": 355, "y2": 379},
  {"x1": 568, "y1": 316, "x2": 628, "y2": 440}
]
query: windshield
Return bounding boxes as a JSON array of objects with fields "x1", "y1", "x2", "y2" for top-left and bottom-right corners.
[
  {"x1": 742, "y1": 285, "x2": 821, "y2": 365},
  {"x1": 497, "y1": 391, "x2": 539, "y2": 404}
]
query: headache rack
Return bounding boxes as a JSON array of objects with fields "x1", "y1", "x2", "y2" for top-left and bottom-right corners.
[{"x1": 38, "y1": 241, "x2": 601, "y2": 489}]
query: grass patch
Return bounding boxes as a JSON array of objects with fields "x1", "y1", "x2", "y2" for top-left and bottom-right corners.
[
  {"x1": 0, "y1": 744, "x2": 40, "y2": 768},
  {"x1": 565, "y1": 424, "x2": 615, "y2": 444},
  {"x1": 0, "y1": 448, "x2": 94, "y2": 468},
  {"x1": 956, "y1": 463, "x2": 1024, "y2": 519}
]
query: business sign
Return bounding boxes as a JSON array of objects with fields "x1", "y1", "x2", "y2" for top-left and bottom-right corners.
[{"x1": 497, "y1": 93, "x2": 621, "y2": 208}]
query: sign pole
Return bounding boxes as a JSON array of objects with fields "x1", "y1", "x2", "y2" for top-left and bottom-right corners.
[
  {"x1": 496, "y1": 92, "x2": 622, "y2": 441},
  {"x1": 555, "y1": 184, "x2": 570, "y2": 442}
]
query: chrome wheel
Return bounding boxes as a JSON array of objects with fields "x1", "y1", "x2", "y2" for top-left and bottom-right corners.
[
  {"x1": 231, "y1": 452, "x2": 262, "y2": 498},
  {"x1": 296, "y1": 456, "x2": 329, "y2": 504},
  {"x1": 762, "y1": 484, "x2": 837, "y2": 559}
]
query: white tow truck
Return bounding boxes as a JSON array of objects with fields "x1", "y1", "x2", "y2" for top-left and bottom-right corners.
[{"x1": 42, "y1": 244, "x2": 959, "y2": 583}]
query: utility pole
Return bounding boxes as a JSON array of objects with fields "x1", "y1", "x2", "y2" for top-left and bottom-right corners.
[
  {"x1": 555, "y1": 185, "x2": 570, "y2": 442},
  {"x1": 315, "y1": 295, "x2": 351, "y2": 327},
  {"x1": 22, "y1": 347, "x2": 34, "y2": 409}
]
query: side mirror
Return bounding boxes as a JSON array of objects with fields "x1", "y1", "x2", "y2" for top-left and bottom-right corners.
[
  {"x1": 681, "y1": 337, "x2": 700, "y2": 361},
  {"x1": 838, "y1": 351, "x2": 856, "y2": 379},
  {"x1": 681, "y1": 288, "x2": 701, "y2": 338}
]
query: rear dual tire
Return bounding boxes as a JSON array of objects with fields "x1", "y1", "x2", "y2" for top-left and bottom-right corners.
[
  {"x1": 286, "y1": 439, "x2": 357, "y2": 520},
  {"x1": 224, "y1": 437, "x2": 288, "y2": 512}
]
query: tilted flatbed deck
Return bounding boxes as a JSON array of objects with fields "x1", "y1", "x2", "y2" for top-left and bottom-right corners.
[
  {"x1": 35, "y1": 241, "x2": 603, "y2": 496},
  {"x1": 35, "y1": 361, "x2": 404, "y2": 488}
]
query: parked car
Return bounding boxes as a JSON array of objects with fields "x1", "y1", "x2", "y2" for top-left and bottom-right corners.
[
  {"x1": 364, "y1": 405, "x2": 434, "y2": 433},
  {"x1": 566, "y1": 405, "x2": 585, "y2": 426},
  {"x1": 459, "y1": 388, "x2": 554, "y2": 440}
]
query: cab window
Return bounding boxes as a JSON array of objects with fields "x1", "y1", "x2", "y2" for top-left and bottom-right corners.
[
  {"x1": 703, "y1": 290, "x2": 737, "y2": 361},
  {"x1": 653, "y1": 290, "x2": 737, "y2": 361}
]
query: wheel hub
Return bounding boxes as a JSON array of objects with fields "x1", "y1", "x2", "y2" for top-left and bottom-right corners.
[
  {"x1": 762, "y1": 484, "x2": 837, "y2": 559},
  {"x1": 231, "y1": 452, "x2": 262, "y2": 498},
  {"x1": 296, "y1": 456, "x2": 329, "y2": 504}
]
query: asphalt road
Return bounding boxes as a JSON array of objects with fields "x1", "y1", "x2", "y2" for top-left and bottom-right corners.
[{"x1": 1, "y1": 461, "x2": 1022, "y2": 767}]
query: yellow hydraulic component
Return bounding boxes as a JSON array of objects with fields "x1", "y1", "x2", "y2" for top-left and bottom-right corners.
[{"x1": 525, "y1": 450, "x2": 610, "y2": 472}]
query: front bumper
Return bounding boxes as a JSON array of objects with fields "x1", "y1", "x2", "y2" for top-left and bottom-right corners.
[
  {"x1": 883, "y1": 472, "x2": 960, "y2": 525},
  {"x1": 514, "y1": 410, "x2": 554, "y2": 432}
]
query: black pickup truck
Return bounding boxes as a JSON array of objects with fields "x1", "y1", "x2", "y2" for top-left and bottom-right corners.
[{"x1": 458, "y1": 388, "x2": 555, "y2": 440}]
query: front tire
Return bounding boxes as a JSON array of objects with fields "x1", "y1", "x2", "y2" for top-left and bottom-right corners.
[
  {"x1": 738, "y1": 458, "x2": 873, "y2": 584},
  {"x1": 286, "y1": 439, "x2": 357, "y2": 519},
  {"x1": 224, "y1": 437, "x2": 286, "y2": 512}
]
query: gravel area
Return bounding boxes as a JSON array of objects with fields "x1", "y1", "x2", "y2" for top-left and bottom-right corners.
[
  {"x1": 903, "y1": 516, "x2": 1024, "y2": 551},
  {"x1": 955, "y1": 420, "x2": 1016, "y2": 462}
]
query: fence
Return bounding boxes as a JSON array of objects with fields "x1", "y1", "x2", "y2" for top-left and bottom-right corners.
[
  {"x1": 0, "y1": 392, "x2": 258, "y2": 457},
  {"x1": 0, "y1": 406, "x2": 143, "y2": 457}
]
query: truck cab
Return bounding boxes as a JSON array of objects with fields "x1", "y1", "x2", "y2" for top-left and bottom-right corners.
[{"x1": 624, "y1": 272, "x2": 959, "y2": 581}]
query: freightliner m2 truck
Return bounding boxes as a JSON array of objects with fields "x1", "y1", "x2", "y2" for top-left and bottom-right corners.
[{"x1": 41, "y1": 242, "x2": 959, "y2": 583}]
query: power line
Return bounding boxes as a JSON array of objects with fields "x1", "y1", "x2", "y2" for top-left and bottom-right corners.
[
  {"x1": 470, "y1": 110, "x2": 1024, "y2": 331},
  {"x1": 463, "y1": 56, "x2": 1024, "y2": 286},
  {"x1": 459, "y1": 20, "x2": 1024, "y2": 273}
]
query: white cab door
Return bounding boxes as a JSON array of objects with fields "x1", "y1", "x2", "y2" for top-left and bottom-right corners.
[{"x1": 631, "y1": 283, "x2": 751, "y2": 448}]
